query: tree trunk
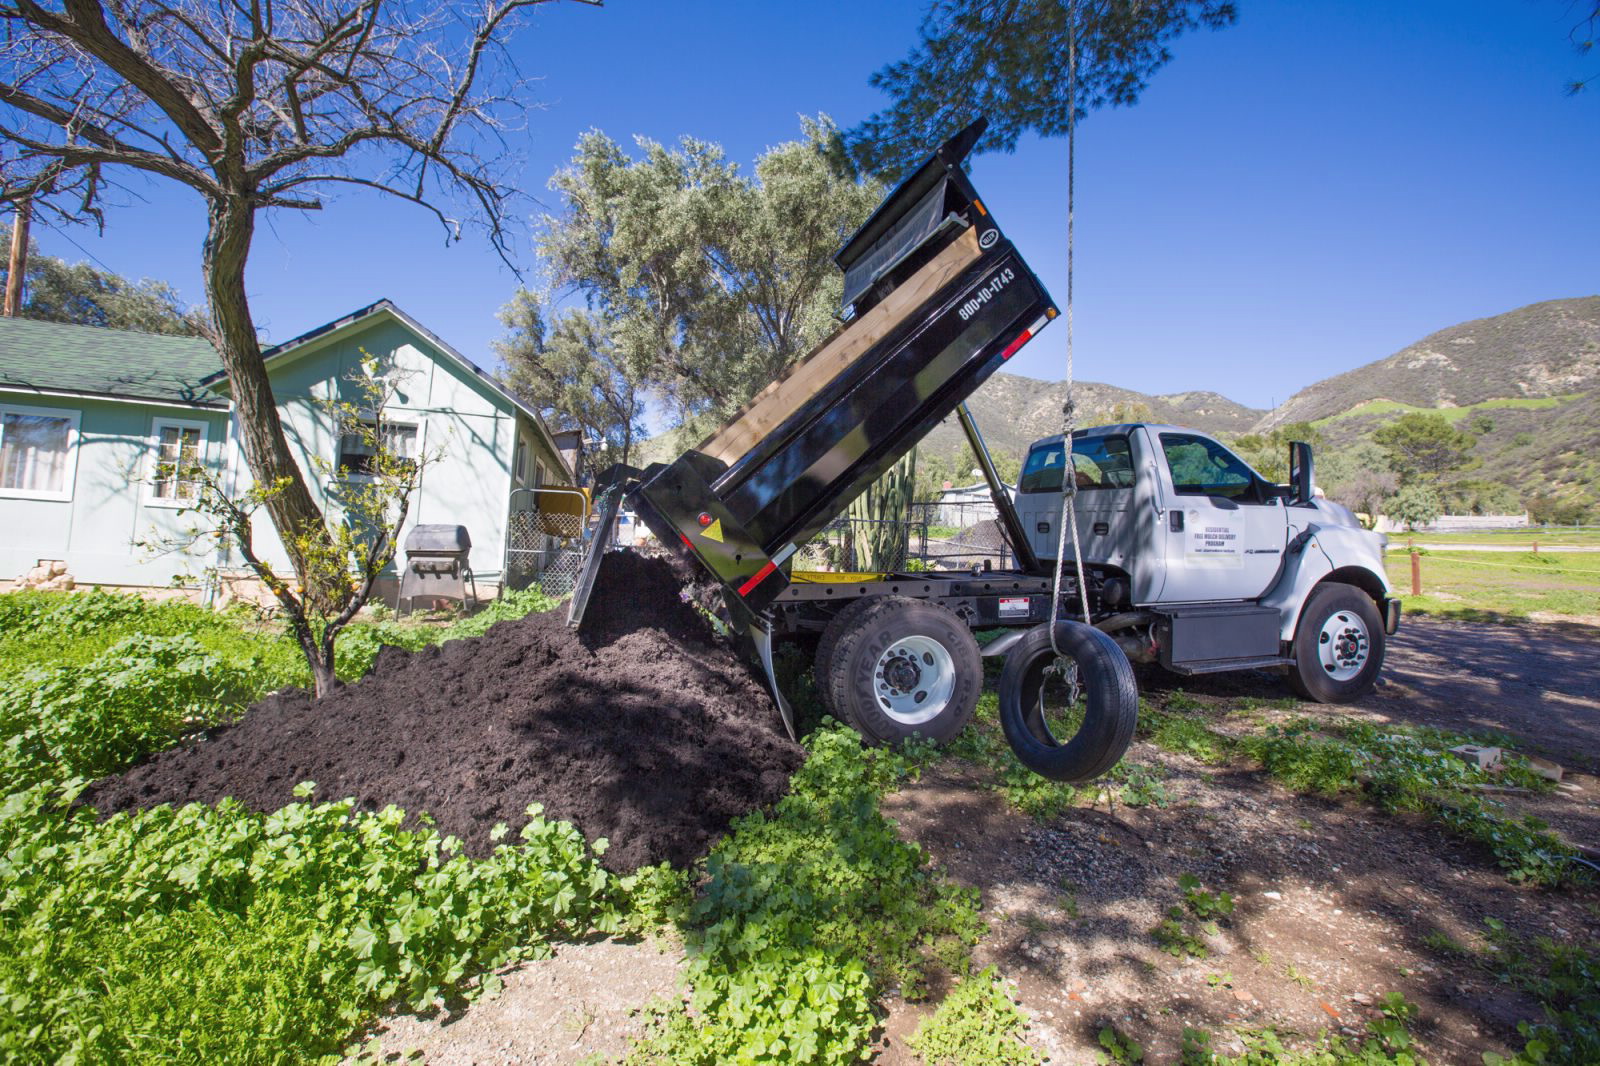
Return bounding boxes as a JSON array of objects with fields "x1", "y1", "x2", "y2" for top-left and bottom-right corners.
[{"x1": 202, "y1": 195, "x2": 341, "y2": 609}]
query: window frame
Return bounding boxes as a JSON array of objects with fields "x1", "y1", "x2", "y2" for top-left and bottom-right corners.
[
  {"x1": 1157, "y1": 431, "x2": 1271, "y2": 504},
  {"x1": 0, "y1": 403, "x2": 82, "y2": 502},
  {"x1": 145, "y1": 416, "x2": 211, "y2": 508},
  {"x1": 1017, "y1": 433, "x2": 1135, "y2": 495},
  {"x1": 337, "y1": 417, "x2": 420, "y2": 479}
]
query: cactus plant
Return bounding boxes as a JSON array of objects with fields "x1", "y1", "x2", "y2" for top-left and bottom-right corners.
[{"x1": 848, "y1": 447, "x2": 917, "y2": 571}]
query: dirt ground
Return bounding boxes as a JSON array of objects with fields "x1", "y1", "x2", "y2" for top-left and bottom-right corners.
[{"x1": 356, "y1": 615, "x2": 1600, "y2": 1065}]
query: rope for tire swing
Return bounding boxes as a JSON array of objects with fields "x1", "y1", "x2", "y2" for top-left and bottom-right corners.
[{"x1": 1048, "y1": 0, "x2": 1094, "y2": 665}]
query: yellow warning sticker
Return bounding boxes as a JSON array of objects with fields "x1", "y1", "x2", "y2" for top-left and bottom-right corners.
[{"x1": 701, "y1": 518, "x2": 724, "y2": 543}]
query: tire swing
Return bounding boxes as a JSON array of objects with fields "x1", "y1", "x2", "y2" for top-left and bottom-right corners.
[
  {"x1": 996, "y1": 0, "x2": 1138, "y2": 783},
  {"x1": 998, "y1": 622, "x2": 1139, "y2": 782}
]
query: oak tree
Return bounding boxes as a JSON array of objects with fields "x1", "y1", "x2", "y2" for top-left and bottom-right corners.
[
  {"x1": 0, "y1": 0, "x2": 596, "y2": 691},
  {"x1": 536, "y1": 118, "x2": 882, "y2": 428},
  {"x1": 1372, "y1": 412, "x2": 1478, "y2": 484},
  {"x1": 495, "y1": 293, "x2": 645, "y2": 468}
]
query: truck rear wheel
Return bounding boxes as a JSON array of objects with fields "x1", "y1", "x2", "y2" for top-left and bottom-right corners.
[
  {"x1": 823, "y1": 596, "x2": 981, "y2": 746},
  {"x1": 998, "y1": 622, "x2": 1138, "y2": 783},
  {"x1": 1288, "y1": 583, "x2": 1386, "y2": 703},
  {"x1": 814, "y1": 597, "x2": 878, "y2": 715}
]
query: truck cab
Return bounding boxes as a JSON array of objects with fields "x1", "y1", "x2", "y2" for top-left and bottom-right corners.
[{"x1": 1016, "y1": 424, "x2": 1399, "y2": 701}]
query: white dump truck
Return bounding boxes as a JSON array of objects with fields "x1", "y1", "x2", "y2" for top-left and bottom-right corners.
[
  {"x1": 1014, "y1": 422, "x2": 1398, "y2": 706},
  {"x1": 570, "y1": 117, "x2": 1398, "y2": 783}
]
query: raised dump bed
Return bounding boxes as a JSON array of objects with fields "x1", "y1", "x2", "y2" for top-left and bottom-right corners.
[{"x1": 577, "y1": 118, "x2": 1056, "y2": 624}]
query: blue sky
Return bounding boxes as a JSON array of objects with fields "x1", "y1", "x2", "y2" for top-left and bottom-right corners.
[{"x1": 29, "y1": 0, "x2": 1600, "y2": 413}]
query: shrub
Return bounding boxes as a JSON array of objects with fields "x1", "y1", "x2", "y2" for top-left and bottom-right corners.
[{"x1": 0, "y1": 634, "x2": 263, "y2": 791}]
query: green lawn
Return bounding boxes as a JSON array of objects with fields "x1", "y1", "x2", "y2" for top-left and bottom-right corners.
[
  {"x1": 1314, "y1": 393, "x2": 1583, "y2": 428},
  {"x1": 1384, "y1": 549, "x2": 1600, "y2": 621},
  {"x1": 1388, "y1": 528, "x2": 1600, "y2": 547}
]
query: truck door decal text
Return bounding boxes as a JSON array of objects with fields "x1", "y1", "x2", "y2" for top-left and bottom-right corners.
[{"x1": 1185, "y1": 515, "x2": 1243, "y2": 569}]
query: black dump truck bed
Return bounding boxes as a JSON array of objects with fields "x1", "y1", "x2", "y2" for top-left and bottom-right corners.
[{"x1": 570, "y1": 118, "x2": 1057, "y2": 639}]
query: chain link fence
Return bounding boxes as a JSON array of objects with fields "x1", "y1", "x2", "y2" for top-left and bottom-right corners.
[
  {"x1": 790, "y1": 499, "x2": 1018, "y2": 574},
  {"x1": 911, "y1": 499, "x2": 1017, "y2": 571}
]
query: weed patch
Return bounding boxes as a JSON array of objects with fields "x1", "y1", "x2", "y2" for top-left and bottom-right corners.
[
  {"x1": 629, "y1": 726, "x2": 983, "y2": 1064},
  {"x1": 907, "y1": 966, "x2": 1039, "y2": 1065},
  {"x1": 0, "y1": 782, "x2": 620, "y2": 1063},
  {"x1": 1477, "y1": 919, "x2": 1600, "y2": 1065},
  {"x1": 1142, "y1": 710, "x2": 1582, "y2": 888}
]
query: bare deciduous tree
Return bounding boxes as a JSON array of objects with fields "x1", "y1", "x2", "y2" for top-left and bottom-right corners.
[{"x1": 0, "y1": 0, "x2": 597, "y2": 688}]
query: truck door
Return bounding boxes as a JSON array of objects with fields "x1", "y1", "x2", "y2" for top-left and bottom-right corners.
[
  {"x1": 1016, "y1": 431, "x2": 1164, "y2": 603},
  {"x1": 1151, "y1": 431, "x2": 1288, "y2": 603}
]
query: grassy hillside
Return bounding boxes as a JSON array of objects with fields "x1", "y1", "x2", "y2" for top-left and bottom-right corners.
[
  {"x1": 919, "y1": 371, "x2": 1263, "y2": 475},
  {"x1": 1259, "y1": 295, "x2": 1600, "y2": 430}
]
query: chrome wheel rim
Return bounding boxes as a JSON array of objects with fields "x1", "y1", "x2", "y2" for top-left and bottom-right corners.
[
  {"x1": 874, "y1": 635, "x2": 956, "y2": 725},
  {"x1": 1317, "y1": 610, "x2": 1370, "y2": 681}
]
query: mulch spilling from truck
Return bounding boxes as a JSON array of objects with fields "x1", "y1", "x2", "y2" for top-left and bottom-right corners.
[{"x1": 85, "y1": 552, "x2": 804, "y2": 873}]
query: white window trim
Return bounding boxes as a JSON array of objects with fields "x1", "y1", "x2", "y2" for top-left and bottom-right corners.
[
  {"x1": 0, "y1": 402, "x2": 82, "y2": 502},
  {"x1": 337, "y1": 416, "x2": 423, "y2": 482},
  {"x1": 145, "y1": 416, "x2": 211, "y2": 508}
]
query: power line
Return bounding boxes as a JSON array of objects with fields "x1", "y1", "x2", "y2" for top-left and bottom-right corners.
[{"x1": 30, "y1": 218, "x2": 120, "y2": 276}]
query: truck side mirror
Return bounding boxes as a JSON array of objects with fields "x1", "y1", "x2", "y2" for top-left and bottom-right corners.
[{"x1": 1288, "y1": 441, "x2": 1314, "y2": 506}]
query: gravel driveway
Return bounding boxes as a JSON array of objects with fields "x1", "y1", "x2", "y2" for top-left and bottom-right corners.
[{"x1": 1374, "y1": 616, "x2": 1600, "y2": 771}]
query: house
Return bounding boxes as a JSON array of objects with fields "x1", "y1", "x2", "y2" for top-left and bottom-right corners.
[
  {"x1": 932, "y1": 480, "x2": 1004, "y2": 529},
  {"x1": 0, "y1": 300, "x2": 574, "y2": 599}
]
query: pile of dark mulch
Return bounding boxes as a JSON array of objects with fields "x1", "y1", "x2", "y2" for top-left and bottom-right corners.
[{"x1": 85, "y1": 552, "x2": 805, "y2": 873}]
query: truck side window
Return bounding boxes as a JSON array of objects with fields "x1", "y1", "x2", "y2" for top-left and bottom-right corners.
[
  {"x1": 1018, "y1": 435, "x2": 1133, "y2": 494},
  {"x1": 1019, "y1": 443, "x2": 1065, "y2": 493},
  {"x1": 1159, "y1": 433, "x2": 1262, "y2": 501}
]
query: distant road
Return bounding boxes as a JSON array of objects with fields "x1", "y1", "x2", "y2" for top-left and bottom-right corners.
[{"x1": 1387, "y1": 543, "x2": 1600, "y2": 553}]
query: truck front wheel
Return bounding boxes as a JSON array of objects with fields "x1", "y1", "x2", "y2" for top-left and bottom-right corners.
[
  {"x1": 1288, "y1": 583, "x2": 1386, "y2": 703},
  {"x1": 823, "y1": 596, "x2": 981, "y2": 746}
]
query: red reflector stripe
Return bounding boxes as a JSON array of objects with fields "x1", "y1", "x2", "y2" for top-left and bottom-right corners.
[
  {"x1": 738, "y1": 560, "x2": 779, "y2": 597},
  {"x1": 679, "y1": 533, "x2": 694, "y2": 550},
  {"x1": 1000, "y1": 329, "x2": 1033, "y2": 360}
]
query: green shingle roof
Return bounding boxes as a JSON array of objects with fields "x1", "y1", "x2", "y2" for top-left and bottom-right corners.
[{"x1": 0, "y1": 317, "x2": 225, "y2": 407}]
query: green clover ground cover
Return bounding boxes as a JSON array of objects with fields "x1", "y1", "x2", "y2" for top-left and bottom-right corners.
[
  {"x1": 629, "y1": 726, "x2": 984, "y2": 1065},
  {"x1": 0, "y1": 586, "x2": 634, "y2": 1064},
  {"x1": 1, "y1": 587, "x2": 987, "y2": 1064}
]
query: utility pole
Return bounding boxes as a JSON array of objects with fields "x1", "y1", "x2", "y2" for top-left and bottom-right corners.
[{"x1": 4, "y1": 199, "x2": 28, "y2": 317}]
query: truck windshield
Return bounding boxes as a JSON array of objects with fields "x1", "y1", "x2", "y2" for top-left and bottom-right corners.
[{"x1": 1018, "y1": 435, "x2": 1134, "y2": 493}]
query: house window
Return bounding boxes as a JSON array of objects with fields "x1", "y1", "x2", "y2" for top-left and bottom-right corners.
[
  {"x1": 0, "y1": 404, "x2": 80, "y2": 501},
  {"x1": 339, "y1": 420, "x2": 418, "y2": 476},
  {"x1": 149, "y1": 419, "x2": 208, "y2": 504},
  {"x1": 514, "y1": 438, "x2": 528, "y2": 484}
]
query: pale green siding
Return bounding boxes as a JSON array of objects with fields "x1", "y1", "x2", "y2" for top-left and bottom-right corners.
[
  {"x1": 226, "y1": 313, "x2": 558, "y2": 587},
  {"x1": 0, "y1": 392, "x2": 229, "y2": 586},
  {"x1": 2, "y1": 305, "x2": 569, "y2": 595}
]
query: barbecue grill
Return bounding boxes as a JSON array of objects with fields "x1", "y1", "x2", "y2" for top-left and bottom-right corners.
[{"x1": 398, "y1": 524, "x2": 477, "y2": 615}]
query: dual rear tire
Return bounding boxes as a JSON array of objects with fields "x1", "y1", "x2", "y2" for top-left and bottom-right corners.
[
  {"x1": 815, "y1": 596, "x2": 981, "y2": 746},
  {"x1": 814, "y1": 597, "x2": 1140, "y2": 788}
]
